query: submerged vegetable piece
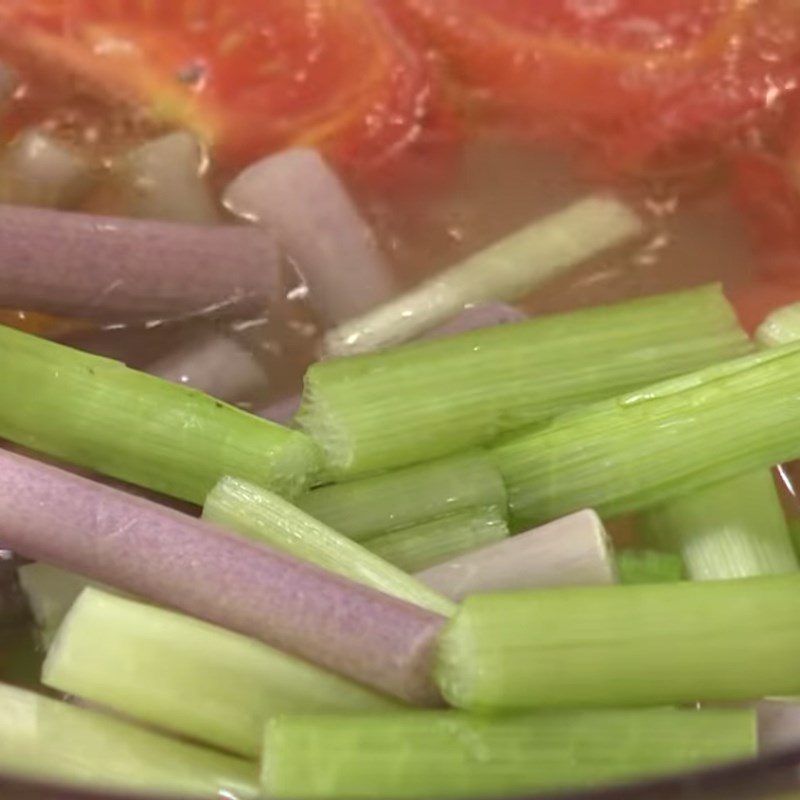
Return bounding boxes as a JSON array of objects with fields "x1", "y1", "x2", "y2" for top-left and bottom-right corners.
[
  {"x1": 300, "y1": 285, "x2": 750, "y2": 479},
  {"x1": 366, "y1": 507, "x2": 509, "y2": 573},
  {"x1": 642, "y1": 471, "x2": 798, "y2": 580},
  {"x1": 263, "y1": 708, "x2": 756, "y2": 799},
  {"x1": 297, "y1": 451, "x2": 508, "y2": 543},
  {"x1": 416, "y1": 510, "x2": 616, "y2": 600},
  {"x1": 615, "y1": 550, "x2": 684, "y2": 586},
  {"x1": 147, "y1": 333, "x2": 269, "y2": 403},
  {"x1": 389, "y1": 0, "x2": 800, "y2": 172},
  {"x1": 17, "y1": 563, "x2": 103, "y2": 646},
  {"x1": 324, "y1": 195, "x2": 644, "y2": 355},
  {"x1": 0, "y1": 129, "x2": 93, "y2": 209},
  {"x1": 436, "y1": 575, "x2": 800, "y2": 711},
  {"x1": 43, "y1": 589, "x2": 398, "y2": 759},
  {"x1": 0, "y1": 325, "x2": 317, "y2": 503},
  {"x1": 259, "y1": 395, "x2": 302, "y2": 427},
  {"x1": 0, "y1": 450, "x2": 446, "y2": 705},
  {"x1": 224, "y1": 148, "x2": 396, "y2": 328},
  {"x1": 114, "y1": 131, "x2": 219, "y2": 225},
  {"x1": 493, "y1": 343, "x2": 800, "y2": 529},
  {"x1": 420, "y1": 302, "x2": 526, "y2": 341},
  {"x1": 204, "y1": 477, "x2": 456, "y2": 617},
  {"x1": 0, "y1": 205, "x2": 281, "y2": 323},
  {"x1": 0, "y1": 0, "x2": 456, "y2": 181},
  {"x1": 0, "y1": 682, "x2": 259, "y2": 798}
]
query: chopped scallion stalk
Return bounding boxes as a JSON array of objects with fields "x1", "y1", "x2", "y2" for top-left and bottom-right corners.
[
  {"x1": 614, "y1": 549, "x2": 684, "y2": 585},
  {"x1": 0, "y1": 325, "x2": 320, "y2": 502},
  {"x1": 262, "y1": 708, "x2": 756, "y2": 799},
  {"x1": 203, "y1": 477, "x2": 456, "y2": 617},
  {"x1": 114, "y1": 131, "x2": 219, "y2": 224},
  {"x1": 420, "y1": 303, "x2": 526, "y2": 341},
  {"x1": 0, "y1": 682, "x2": 259, "y2": 798},
  {"x1": 0, "y1": 204, "x2": 281, "y2": 322},
  {"x1": 436, "y1": 575, "x2": 800, "y2": 711},
  {"x1": 323, "y1": 195, "x2": 644, "y2": 356},
  {"x1": 641, "y1": 472, "x2": 798, "y2": 580},
  {"x1": 0, "y1": 449, "x2": 447, "y2": 706},
  {"x1": 224, "y1": 148, "x2": 395, "y2": 327},
  {"x1": 296, "y1": 451, "x2": 507, "y2": 543},
  {"x1": 43, "y1": 589, "x2": 399, "y2": 759},
  {"x1": 755, "y1": 302, "x2": 800, "y2": 347},
  {"x1": 17, "y1": 563, "x2": 102, "y2": 646},
  {"x1": 366, "y1": 507, "x2": 509, "y2": 573},
  {"x1": 300, "y1": 285, "x2": 750, "y2": 479},
  {"x1": 0, "y1": 129, "x2": 93, "y2": 209},
  {"x1": 492, "y1": 343, "x2": 800, "y2": 529},
  {"x1": 416, "y1": 510, "x2": 615, "y2": 600}
]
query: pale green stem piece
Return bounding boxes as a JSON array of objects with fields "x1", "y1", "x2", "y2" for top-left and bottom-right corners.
[
  {"x1": 0, "y1": 681, "x2": 259, "y2": 799},
  {"x1": 262, "y1": 707, "x2": 755, "y2": 799},
  {"x1": 42, "y1": 588, "x2": 399, "y2": 759},
  {"x1": 203, "y1": 476, "x2": 456, "y2": 617}
]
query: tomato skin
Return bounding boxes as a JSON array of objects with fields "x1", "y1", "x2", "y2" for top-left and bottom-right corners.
[
  {"x1": 387, "y1": 0, "x2": 800, "y2": 173},
  {"x1": 728, "y1": 281, "x2": 800, "y2": 334},
  {"x1": 0, "y1": 0, "x2": 459, "y2": 183},
  {"x1": 732, "y1": 151, "x2": 800, "y2": 281}
]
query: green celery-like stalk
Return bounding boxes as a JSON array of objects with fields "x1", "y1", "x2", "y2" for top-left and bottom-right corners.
[
  {"x1": 366, "y1": 507, "x2": 509, "y2": 573},
  {"x1": 0, "y1": 325, "x2": 320, "y2": 503},
  {"x1": 296, "y1": 451, "x2": 507, "y2": 542},
  {"x1": 262, "y1": 708, "x2": 756, "y2": 799},
  {"x1": 42, "y1": 589, "x2": 399, "y2": 759},
  {"x1": 323, "y1": 195, "x2": 644, "y2": 357},
  {"x1": 615, "y1": 549, "x2": 684, "y2": 585},
  {"x1": 492, "y1": 343, "x2": 800, "y2": 529},
  {"x1": 0, "y1": 682, "x2": 259, "y2": 798},
  {"x1": 640, "y1": 307, "x2": 800, "y2": 581},
  {"x1": 641, "y1": 472, "x2": 798, "y2": 580},
  {"x1": 299, "y1": 284, "x2": 750, "y2": 479},
  {"x1": 17, "y1": 563, "x2": 101, "y2": 646},
  {"x1": 756, "y1": 302, "x2": 800, "y2": 347},
  {"x1": 436, "y1": 574, "x2": 800, "y2": 712},
  {"x1": 203, "y1": 477, "x2": 455, "y2": 617}
]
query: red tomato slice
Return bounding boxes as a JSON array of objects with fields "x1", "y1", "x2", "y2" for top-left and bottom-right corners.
[
  {"x1": 387, "y1": 0, "x2": 800, "y2": 173},
  {"x1": 728, "y1": 280, "x2": 800, "y2": 334},
  {"x1": 0, "y1": 0, "x2": 457, "y2": 182},
  {"x1": 732, "y1": 151, "x2": 800, "y2": 282}
]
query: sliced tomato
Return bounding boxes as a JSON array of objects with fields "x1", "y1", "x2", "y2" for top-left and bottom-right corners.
[
  {"x1": 731, "y1": 150, "x2": 800, "y2": 282},
  {"x1": 387, "y1": 0, "x2": 800, "y2": 173},
  {"x1": 0, "y1": 0, "x2": 457, "y2": 182},
  {"x1": 728, "y1": 280, "x2": 800, "y2": 334}
]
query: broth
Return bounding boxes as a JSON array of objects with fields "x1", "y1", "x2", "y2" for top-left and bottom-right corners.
[{"x1": 1, "y1": 2, "x2": 800, "y2": 795}]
